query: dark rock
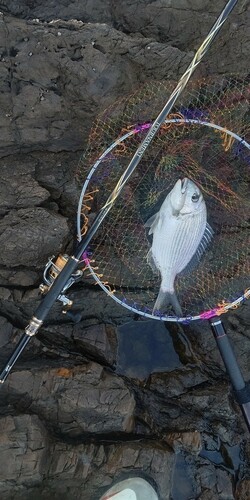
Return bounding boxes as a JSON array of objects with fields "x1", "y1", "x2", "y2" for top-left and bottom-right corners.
[
  {"x1": 112, "y1": 0, "x2": 250, "y2": 72},
  {"x1": 0, "y1": 414, "x2": 49, "y2": 492},
  {"x1": 1, "y1": 1, "x2": 249, "y2": 76},
  {"x1": 164, "y1": 430, "x2": 202, "y2": 454},
  {"x1": 0, "y1": 0, "x2": 113, "y2": 24},
  {"x1": 0, "y1": 2, "x2": 249, "y2": 498},
  {"x1": 235, "y1": 479, "x2": 250, "y2": 499},
  {"x1": 195, "y1": 466, "x2": 234, "y2": 499},
  {"x1": 72, "y1": 322, "x2": 117, "y2": 366},
  {"x1": 5, "y1": 269, "x2": 39, "y2": 286},
  {"x1": 30, "y1": 321, "x2": 118, "y2": 366},
  {"x1": 0, "y1": 316, "x2": 13, "y2": 349},
  {"x1": 0, "y1": 156, "x2": 49, "y2": 215},
  {"x1": 0, "y1": 15, "x2": 191, "y2": 158},
  {"x1": 33, "y1": 150, "x2": 82, "y2": 217},
  {"x1": 1, "y1": 362, "x2": 136, "y2": 437},
  {"x1": 0, "y1": 206, "x2": 69, "y2": 267},
  {"x1": 0, "y1": 284, "x2": 133, "y2": 336},
  {"x1": 138, "y1": 369, "x2": 246, "y2": 440},
  {"x1": 0, "y1": 414, "x2": 174, "y2": 499}
]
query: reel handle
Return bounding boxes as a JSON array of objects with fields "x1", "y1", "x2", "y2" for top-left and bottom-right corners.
[{"x1": 63, "y1": 309, "x2": 82, "y2": 323}]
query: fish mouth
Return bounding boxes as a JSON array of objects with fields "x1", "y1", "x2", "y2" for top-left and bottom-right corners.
[{"x1": 181, "y1": 178, "x2": 188, "y2": 194}]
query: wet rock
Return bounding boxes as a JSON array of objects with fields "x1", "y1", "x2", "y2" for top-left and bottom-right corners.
[
  {"x1": 0, "y1": 417, "x2": 174, "y2": 500},
  {"x1": 195, "y1": 465, "x2": 234, "y2": 499},
  {"x1": 0, "y1": 15, "x2": 191, "y2": 158},
  {"x1": 1, "y1": 0, "x2": 113, "y2": 24},
  {"x1": 72, "y1": 322, "x2": 117, "y2": 366},
  {"x1": 0, "y1": 267, "x2": 38, "y2": 288},
  {"x1": 0, "y1": 414, "x2": 49, "y2": 494},
  {"x1": 1, "y1": 363, "x2": 136, "y2": 437},
  {"x1": 117, "y1": 319, "x2": 183, "y2": 380},
  {"x1": 2, "y1": 1, "x2": 249, "y2": 78},
  {"x1": 0, "y1": 157, "x2": 49, "y2": 215},
  {"x1": 134, "y1": 357, "x2": 247, "y2": 441},
  {"x1": 171, "y1": 450, "x2": 237, "y2": 499},
  {"x1": 235, "y1": 479, "x2": 250, "y2": 499},
  {"x1": 0, "y1": 206, "x2": 69, "y2": 267},
  {"x1": 33, "y1": 321, "x2": 118, "y2": 366},
  {"x1": 164, "y1": 430, "x2": 202, "y2": 455},
  {"x1": 0, "y1": 2, "x2": 249, "y2": 498},
  {"x1": 0, "y1": 316, "x2": 13, "y2": 349}
]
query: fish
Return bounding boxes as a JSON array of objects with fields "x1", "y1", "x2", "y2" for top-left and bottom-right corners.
[{"x1": 145, "y1": 177, "x2": 213, "y2": 316}]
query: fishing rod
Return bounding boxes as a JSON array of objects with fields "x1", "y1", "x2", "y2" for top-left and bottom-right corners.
[{"x1": 0, "y1": 0, "x2": 239, "y2": 384}]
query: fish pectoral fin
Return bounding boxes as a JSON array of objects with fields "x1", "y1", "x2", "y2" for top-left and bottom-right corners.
[
  {"x1": 144, "y1": 212, "x2": 159, "y2": 235},
  {"x1": 153, "y1": 289, "x2": 183, "y2": 317},
  {"x1": 146, "y1": 249, "x2": 159, "y2": 275},
  {"x1": 182, "y1": 222, "x2": 214, "y2": 275}
]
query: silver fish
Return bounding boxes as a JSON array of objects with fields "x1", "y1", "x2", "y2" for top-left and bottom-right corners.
[{"x1": 145, "y1": 177, "x2": 213, "y2": 316}]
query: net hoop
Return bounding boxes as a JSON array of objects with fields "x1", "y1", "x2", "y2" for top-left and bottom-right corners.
[{"x1": 77, "y1": 117, "x2": 250, "y2": 323}]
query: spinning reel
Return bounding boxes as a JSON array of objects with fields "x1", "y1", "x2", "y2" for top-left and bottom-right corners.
[{"x1": 39, "y1": 254, "x2": 83, "y2": 322}]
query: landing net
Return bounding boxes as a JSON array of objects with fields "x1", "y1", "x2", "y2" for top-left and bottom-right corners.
[{"x1": 76, "y1": 77, "x2": 250, "y2": 322}]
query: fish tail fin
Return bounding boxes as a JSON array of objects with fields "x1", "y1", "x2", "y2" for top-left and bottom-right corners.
[{"x1": 153, "y1": 289, "x2": 183, "y2": 317}]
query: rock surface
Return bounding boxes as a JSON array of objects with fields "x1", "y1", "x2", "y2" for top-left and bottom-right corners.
[{"x1": 0, "y1": 1, "x2": 249, "y2": 499}]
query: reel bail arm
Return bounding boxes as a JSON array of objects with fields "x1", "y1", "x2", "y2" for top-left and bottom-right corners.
[{"x1": 40, "y1": 253, "x2": 83, "y2": 312}]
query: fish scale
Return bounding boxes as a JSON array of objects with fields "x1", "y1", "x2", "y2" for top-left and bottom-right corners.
[{"x1": 156, "y1": 215, "x2": 205, "y2": 287}]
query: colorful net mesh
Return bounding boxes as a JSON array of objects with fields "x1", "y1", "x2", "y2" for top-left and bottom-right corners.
[{"x1": 76, "y1": 76, "x2": 250, "y2": 321}]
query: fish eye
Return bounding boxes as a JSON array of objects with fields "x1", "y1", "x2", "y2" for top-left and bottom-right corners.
[{"x1": 192, "y1": 192, "x2": 200, "y2": 203}]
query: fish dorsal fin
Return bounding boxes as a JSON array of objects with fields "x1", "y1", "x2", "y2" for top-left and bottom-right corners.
[
  {"x1": 181, "y1": 223, "x2": 214, "y2": 275},
  {"x1": 144, "y1": 212, "x2": 160, "y2": 235}
]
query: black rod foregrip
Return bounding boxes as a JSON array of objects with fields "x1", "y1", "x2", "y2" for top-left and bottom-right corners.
[{"x1": 210, "y1": 318, "x2": 250, "y2": 431}]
